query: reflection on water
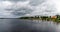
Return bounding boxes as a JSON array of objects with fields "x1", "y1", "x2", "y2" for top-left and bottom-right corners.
[{"x1": 0, "y1": 19, "x2": 60, "y2": 32}]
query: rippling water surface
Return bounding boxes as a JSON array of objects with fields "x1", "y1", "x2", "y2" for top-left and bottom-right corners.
[{"x1": 0, "y1": 19, "x2": 60, "y2": 32}]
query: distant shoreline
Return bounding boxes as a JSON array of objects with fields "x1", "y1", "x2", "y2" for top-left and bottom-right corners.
[{"x1": 19, "y1": 15, "x2": 60, "y2": 23}]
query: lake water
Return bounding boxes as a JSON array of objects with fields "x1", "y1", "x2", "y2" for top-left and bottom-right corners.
[{"x1": 0, "y1": 19, "x2": 60, "y2": 32}]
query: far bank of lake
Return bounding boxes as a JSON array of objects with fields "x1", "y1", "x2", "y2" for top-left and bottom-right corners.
[{"x1": 19, "y1": 15, "x2": 60, "y2": 23}]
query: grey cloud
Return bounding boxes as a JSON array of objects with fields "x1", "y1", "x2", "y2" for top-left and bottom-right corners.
[
  {"x1": 12, "y1": 12, "x2": 26, "y2": 16},
  {"x1": 0, "y1": 0, "x2": 28, "y2": 2},
  {"x1": 29, "y1": 0, "x2": 46, "y2": 6},
  {"x1": 5, "y1": 7, "x2": 33, "y2": 16},
  {"x1": 8, "y1": 0, "x2": 28, "y2": 2},
  {"x1": 0, "y1": 0, "x2": 57, "y2": 18},
  {"x1": 5, "y1": 0, "x2": 56, "y2": 17},
  {"x1": 29, "y1": 2, "x2": 56, "y2": 16},
  {"x1": 45, "y1": 5, "x2": 56, "y2": 12}
]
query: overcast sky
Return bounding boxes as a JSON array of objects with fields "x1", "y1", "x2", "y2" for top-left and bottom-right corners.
[{"x1": 0, "y1": 0, "x2": 60, "y2": 18}]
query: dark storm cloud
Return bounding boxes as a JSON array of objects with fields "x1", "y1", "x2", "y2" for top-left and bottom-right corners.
[
  {"x1": 8, "y1": 0, "x2": 28, "y2": 2},
  {"x1": 29, "y1": 0, "x2": 46, "y2": 6},
  {"x1": 6, "y1": 7, "x2": 33, "y2": 16},
  {"x1": 0, "y1": 0, "x2": 27, "y2": 1},
  {"x1": 12, "y1": 8, "x2": 33, "y2": 16}
]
